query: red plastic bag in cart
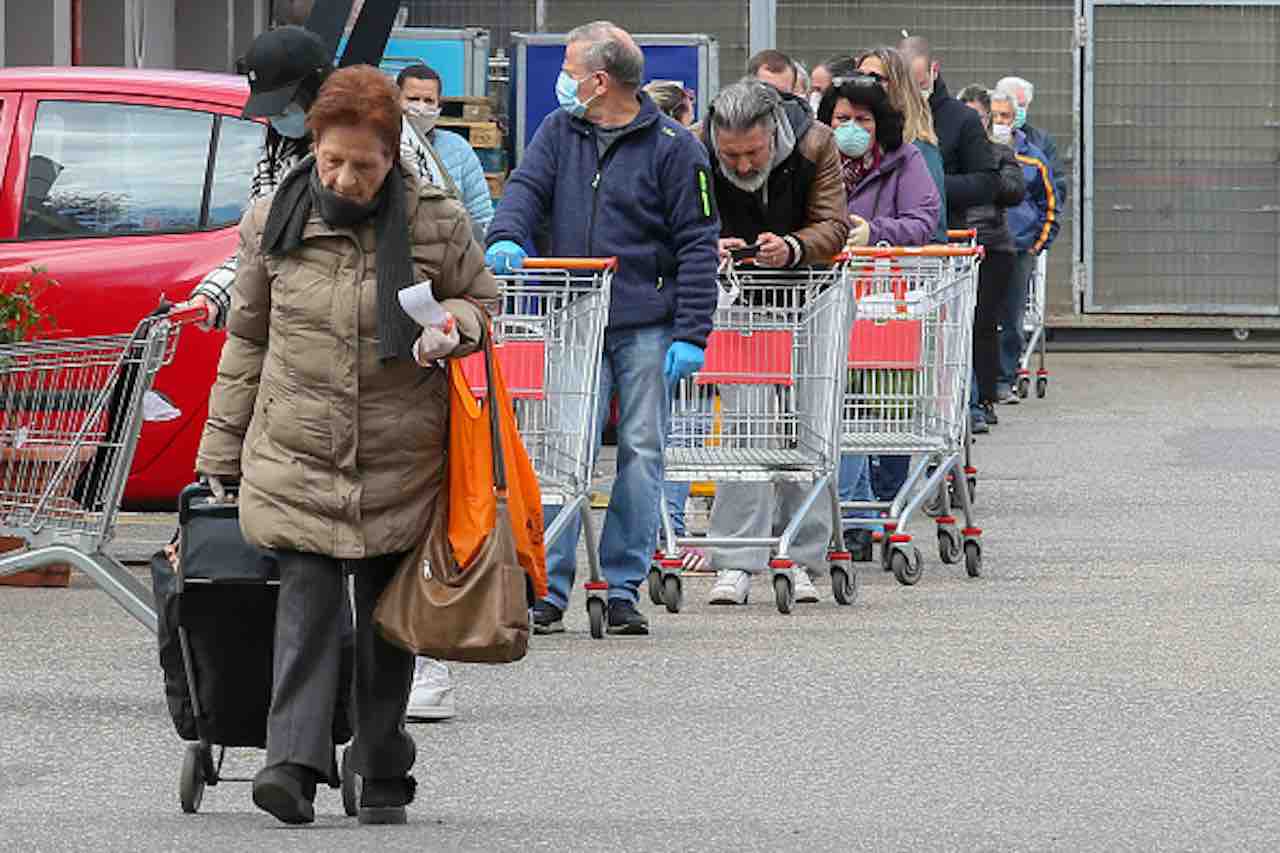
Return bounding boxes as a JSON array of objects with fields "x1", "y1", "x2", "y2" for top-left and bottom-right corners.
[{"x1": 447, "y1": 348, "x2": 547, "y2": 600}]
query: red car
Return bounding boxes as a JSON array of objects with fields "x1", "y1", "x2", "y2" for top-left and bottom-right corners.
[{"x1": 0, "y1": 67, "x2": 262, "y2": 507}]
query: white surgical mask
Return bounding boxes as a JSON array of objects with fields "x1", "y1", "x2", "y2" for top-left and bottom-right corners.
[
  {"x1": 992, "y1": 123, "x2": 1013, "y2": 144},
  {"x1": 405, "y1": 102, "x2": 441, "y2": 133},
  {"x1": 269, "y1": 102, "x2": 308, "y2": 139}
]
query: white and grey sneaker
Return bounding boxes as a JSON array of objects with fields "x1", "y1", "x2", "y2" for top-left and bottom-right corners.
[
  {"x1": 708, "y1": 569, "x2": 750, "y2": 605},
  {"x1": 793, "y1": 568, "x2": 820, "y2": 603},
  {"x1": 406, "y1": 657, "x2": 455, "y2": 722}
]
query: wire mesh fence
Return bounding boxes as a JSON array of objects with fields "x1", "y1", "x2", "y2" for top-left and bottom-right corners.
[{"x1": 1089, "y1": 2, "x2": 1280, "y2": 315}]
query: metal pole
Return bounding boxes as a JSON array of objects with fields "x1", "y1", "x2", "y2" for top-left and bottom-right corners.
[{"x1": 748, "y1": 0, "x2": 776, "y2": 58}]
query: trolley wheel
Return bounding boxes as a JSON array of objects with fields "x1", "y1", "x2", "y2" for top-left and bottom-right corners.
[
  {"x1": 1036, "y1": 377, "x2": 1048, "y2": 399},
  {"x1": 647, "y1": 569, "x2": 664, "y2": 606},
  {"x1": 923, "y1": 486, "x2": 945, "y2": 518},
  {"x1": 891, "y1": 548, "x2": 924, "y2": 587},
  {"x1": 1017, "y1": 376, "x2": 1030, "y2": 399},
  {"x1": 340, "y1": 745, "x2": 359, "y2": 817},
  {"x1": 964, "y1": 540, "x2": 983, "y2": 578},
  {"x1": 830, "y1": 565, "x2": 857, "y2": 606},
  {"x1": 662, "y1": 574, "x2": 683, "y2": 614},
  {"x1": 938, "y1": 528, "x2": 962, "y2": 564},
  {"x1": 773, "y1": 573, "x2": 795, "y2": 614},
  {"x1": 587, "y1": 597, "x2": 605, "y2": 639},
  {"x1": 180, "y1": 743, "x2": 205, "y2": 814}
]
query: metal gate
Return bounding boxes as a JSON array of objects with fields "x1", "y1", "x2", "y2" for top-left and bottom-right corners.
[{"x1": 1081, "y1": 0, "x2": 1280, "y2": 316}]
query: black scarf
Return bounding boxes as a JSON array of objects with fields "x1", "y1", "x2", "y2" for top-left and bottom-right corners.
[{"x1": 261, "y1": 156, "x2": 418, "y2": 362}]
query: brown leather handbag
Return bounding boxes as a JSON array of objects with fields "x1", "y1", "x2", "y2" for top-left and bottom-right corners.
[{"x1": 373, "y1": 336, "x2": 530, "y2": 664}]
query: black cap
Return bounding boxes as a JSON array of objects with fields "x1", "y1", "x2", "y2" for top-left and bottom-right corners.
[{"x1": 237, "y1": 26, "x2": 333, "y2": 119}]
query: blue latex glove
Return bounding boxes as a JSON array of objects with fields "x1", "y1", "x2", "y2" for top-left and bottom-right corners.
[
  {"x1": 485, "y1": 240, "x2": 527, "y2": 275},
  {"x1": 664, "y1": 341, "x2": 705, "y2": 385}
]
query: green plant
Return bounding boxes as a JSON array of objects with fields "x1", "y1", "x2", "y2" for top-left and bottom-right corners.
[{"x1": 0, "y1": 266, "x2": 57, "y2": 344}]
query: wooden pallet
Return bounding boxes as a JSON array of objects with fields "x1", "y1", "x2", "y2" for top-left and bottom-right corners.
[
  {"x1": 440, "y1": 96, "x2": 494, "y2": 122},
  {"x1": 484, "y1": 171, "x2": 505, "y2": 200},
  {"x1": 436, "y1": 118, "x2": 501, "y2": 149}
]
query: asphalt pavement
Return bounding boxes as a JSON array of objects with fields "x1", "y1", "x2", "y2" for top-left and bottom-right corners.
[{"x1": 2, "y1": 352, "x2": 1279, "y2": 851}]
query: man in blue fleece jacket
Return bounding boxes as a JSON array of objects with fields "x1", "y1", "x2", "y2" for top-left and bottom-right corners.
[{"x1": 486, "y1": 20, "x2": 720, "y2": 636}]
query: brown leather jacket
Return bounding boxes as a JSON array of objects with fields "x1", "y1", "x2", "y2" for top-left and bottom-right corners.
[{"x1": 697, "y1": 98, "x2": 849, "y2": 265}]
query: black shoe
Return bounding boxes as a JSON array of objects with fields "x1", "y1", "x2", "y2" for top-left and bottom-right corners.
[
  {"x1": 842, "y1": 528, "x2": 874, "y2": 562},
  {"x1": 606, "y1": 599, "x2": 650, "y2": 635},
  {"x1": 531, "y1": 600, "x2": 565, "y2": 635},
  {"x1": 358, "y1": 775, "x2": 416, "y2": 825},
  {"x1": 252, "y1": 763, "x2": 318, "y2": 825},
  {"x1": 971, "y1": 411, "x2": 990, "y2": 435},
  {"x1": 981, "y1": 401, "x2": 999, "y2": 425}
]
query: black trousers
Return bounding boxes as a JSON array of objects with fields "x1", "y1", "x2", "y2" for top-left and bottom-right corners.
[
  {"x1": 266, "y1": 550, "x2": 416, "y2": 780},
  {"x1": 973, "y1": 249, "x2": 1016, "y2": 404}
]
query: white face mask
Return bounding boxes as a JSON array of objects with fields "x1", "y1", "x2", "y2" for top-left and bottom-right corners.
[
  {"x1": 992, "y1": 123, "x2": 1013, "y2": 144},
  {"x1": 404, "y1": 102, "x2": 441, "y2": 132}
]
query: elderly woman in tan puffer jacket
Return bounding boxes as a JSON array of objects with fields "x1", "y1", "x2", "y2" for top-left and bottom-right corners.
[{"x1": 196, "y1": 65, "x2": 497, "y2": 828}]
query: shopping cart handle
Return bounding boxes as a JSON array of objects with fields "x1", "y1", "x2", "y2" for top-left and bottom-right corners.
[
  {"x1": 946, "y1": 229, "x2": 978, "y2": 240},
  {"x1": 845, "y1": 245, "x2": 984, "y2": 258},
  {"x1": 521, "y1": 257, "x2": 619, "y2": 271},
  {"x1": 163, "y1": 304, "x2": 211, "y2": 326}
]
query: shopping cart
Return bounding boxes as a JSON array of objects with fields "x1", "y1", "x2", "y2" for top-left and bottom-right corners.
[
  {"x1": 0, "y1": 304, "x2": 204, "y2": 631},
  {"x1": 656, "y1": 260, "x2": 852, "y2": 614},
  {"x1": 840, "y1": 242, "x2": 984, "y2": 586},
  {"x1": 460, "y1": 258, "x2": 615, "y2": 638},
  {"x1": 1018, "y1": 251, "x2": 1049, "y2": 399}
]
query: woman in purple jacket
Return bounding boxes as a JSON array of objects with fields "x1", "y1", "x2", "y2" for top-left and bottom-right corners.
[
  {"x1": 817, "y1": 75, "x2": 940, "y2": 558},
  {"x1": 816, "y1": 75, "x2": 940, "y2": 246}
]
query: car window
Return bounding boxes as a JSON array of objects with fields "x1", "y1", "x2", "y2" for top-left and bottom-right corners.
[
  {"x1": 207, "y1": 116, "x2": 266, "y2": 229},
  {"x1": 21, "y1": 100, "x2": 213, "y2": 239}
]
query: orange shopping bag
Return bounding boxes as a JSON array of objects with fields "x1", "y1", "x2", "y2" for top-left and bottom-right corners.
[{"x1": 446, "y1": 340, "x2": 547, "y2": 600}]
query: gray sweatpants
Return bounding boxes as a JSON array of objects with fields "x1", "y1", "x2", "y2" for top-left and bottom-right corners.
[{"x1": 707, "y1": 479, "x2": 836, "y2": 574}]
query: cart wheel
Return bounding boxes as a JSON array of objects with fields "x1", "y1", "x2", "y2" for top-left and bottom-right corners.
[
  {"x1": 1036, "y1": 377, "x2": 1048, "y2": 399},
  {"x1": 647, "y1": 569, "x2": 664, "y2": 606},
  {"x1": 587, "y1": 597, "x2": 605, "y2": 639},
  {"x1": 662, "y1": 574, "x2": 683, "y2": 614},
  {"x1": 923, "y1": 487, "x2": 944, "y2": 518},
  {"x1": 938, "y1": 529, "x2": 961, "y2": 564},
  {"x1": 340, "y1": 745, "x2": 359, "y2": 817},
  {"x1": 180, "y1": 743, "x2": 205, "y2": 814},
  {"x1": 773, "y1": 573, "x2": 794, "y2": 614},
  {"x1": 1017, "y1": 376, "x2": 1030, "y2": 399},
  {"x1": 892, "y1": 548, "x2": 923, "y2": 587},
  {"x1": 964, "y1": 540, "x2": 983, "y2": 578},
  {"x1": 830, "y1": 566, "x2": 857, "y2": 606}
]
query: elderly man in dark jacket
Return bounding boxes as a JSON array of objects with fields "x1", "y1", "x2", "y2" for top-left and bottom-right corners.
[
  {"x1": 485, "y1": 20, "x2": 720, "y2": 636},
  {"x1": 691, "y1": 78, "x2": 848, "y2": 607}
]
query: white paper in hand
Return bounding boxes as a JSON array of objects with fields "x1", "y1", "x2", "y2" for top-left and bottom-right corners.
[{"x1": 398, "y1": 280, "x2": 448, "y2": 329}]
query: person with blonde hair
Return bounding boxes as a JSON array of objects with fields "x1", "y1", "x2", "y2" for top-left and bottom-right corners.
[
  {"x1": 642, "y1": 79, "x2": 695, "y2": 126},
  {"x1": 855, "y1": 46, "x2": 946, "y2": 242}
]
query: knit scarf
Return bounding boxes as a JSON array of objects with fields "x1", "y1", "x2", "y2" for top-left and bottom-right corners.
[
  {"x1": 840, "y1": 144, "x2": 882, "y2": 198},
  {"x1": 261, "y1": 156, "x2": 419, "y2": 362}
]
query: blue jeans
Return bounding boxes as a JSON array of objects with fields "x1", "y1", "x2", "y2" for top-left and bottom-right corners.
[
  {"x1": 999, "y1": 252, "x2": 1036, "y2": 388},
  {"x1": 542, "y1": 324, "x2": 671, "y2": 609},
  {"x1": 663, "y1": 386, "x2": 714, "y2": 536},
  {"x1": 838, "y1": 454, "x2": 875, "y2": 511}
]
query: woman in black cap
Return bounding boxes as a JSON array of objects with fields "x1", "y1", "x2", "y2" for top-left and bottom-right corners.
[{"x1": 182, "y1": 26, "x2": 332, "y2": 328}]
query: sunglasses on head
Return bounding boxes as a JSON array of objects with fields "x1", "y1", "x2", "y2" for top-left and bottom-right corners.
[{"x1": 830, "y1": 73, "x2": 887, "y2": 88}]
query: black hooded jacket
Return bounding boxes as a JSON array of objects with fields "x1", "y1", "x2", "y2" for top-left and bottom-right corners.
[{"x1": 928, "y1": 76, "x2": 999, "y2": 219}]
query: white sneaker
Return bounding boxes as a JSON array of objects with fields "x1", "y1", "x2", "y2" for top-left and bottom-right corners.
[
  {"x1": 793, "y1": 569, "x2": 820, "y2": 603},
  {"x1": 709, "y1": 570, "x2": 750, "y2": 605},
  {"x1": 407, "y1": 657, "x2": 455, "y2": 722}
]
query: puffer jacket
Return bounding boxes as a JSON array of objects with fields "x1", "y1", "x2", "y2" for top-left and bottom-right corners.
[
  {"x1": 197, "y1": 165, "x2": 499, "y2": 559},
  {"x1": 962, "y1": 139, "x2": 1025, "y2": 255}
]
